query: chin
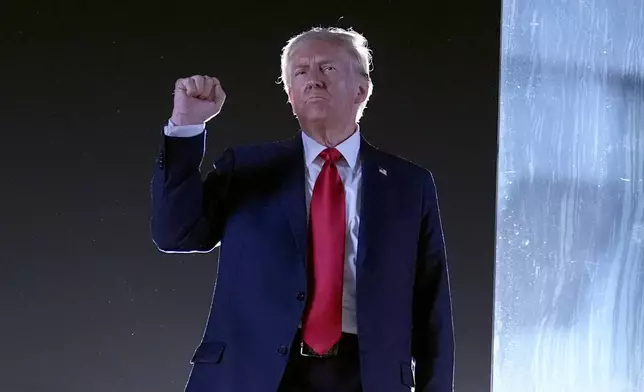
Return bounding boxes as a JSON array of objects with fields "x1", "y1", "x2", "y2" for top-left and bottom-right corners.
[{"x1": 299, "y1": 108, "x2": 329, "y2": 123}]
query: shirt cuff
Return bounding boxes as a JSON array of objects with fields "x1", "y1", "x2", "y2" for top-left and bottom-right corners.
[{"x1": 163, "y1": 119, "x2": 206, "y2": 137}]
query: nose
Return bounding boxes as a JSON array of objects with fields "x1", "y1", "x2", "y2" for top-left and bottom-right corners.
[
  {"x1": 306, "y1": 79, "x2": 325, "y2": 89},
  {"x1": 305, "y1": 69, "x2": 325, "y2": 89}
]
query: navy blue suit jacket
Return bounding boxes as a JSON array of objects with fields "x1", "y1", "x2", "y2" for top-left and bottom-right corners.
[{"x1": 150, "y1": 130, "x2": 454, "y2": 392}]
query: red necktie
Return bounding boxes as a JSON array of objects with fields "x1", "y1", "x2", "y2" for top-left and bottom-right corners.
[{"x1": 302, "y1": 148, "x2": 346, "y2": 355}]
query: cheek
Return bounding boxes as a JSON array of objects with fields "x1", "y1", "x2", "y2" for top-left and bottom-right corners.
[
  {"x1": 289, "y1": 93, "x2": 306, "y2": 111},
  {"x1": 291, "y1": 93, "x2": 303, "y2": 107},
  {"x1": 333, "y1": 79, "x2": 351, "y2": 93}
]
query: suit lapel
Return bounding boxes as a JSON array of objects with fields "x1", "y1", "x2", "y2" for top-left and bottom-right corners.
[
  {"x1": 356, "y1": 137, "x2": 389, "y2": 275},
  {"x1": 279, "y1": 134, "x2": 308, "y2": 262}
]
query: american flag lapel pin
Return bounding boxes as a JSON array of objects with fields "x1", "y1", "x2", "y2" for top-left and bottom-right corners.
[{"x1": 378, "y1": 167, "x2": 387, "y2": 176}]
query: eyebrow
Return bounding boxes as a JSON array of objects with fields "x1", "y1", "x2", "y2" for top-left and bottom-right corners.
[{"x1": 293, "y1": 59, "x2": 336, "y2": 68}]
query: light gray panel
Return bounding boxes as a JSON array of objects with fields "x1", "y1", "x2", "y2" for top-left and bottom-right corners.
[{"x1": 494, "y1": 0, "x2": 643, "y2": 391}]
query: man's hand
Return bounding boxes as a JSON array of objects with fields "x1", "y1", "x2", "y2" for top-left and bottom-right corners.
[{"x1": 171, "y1": 75, "x2": 226, "y2": 126}]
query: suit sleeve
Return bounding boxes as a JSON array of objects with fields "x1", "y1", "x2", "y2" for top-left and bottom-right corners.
[
  {"x1": 413, "y1": 170, "x2": 455, "y2": 392},
  {"x1": 150, "y1": 127, "x2": 235, "y2": 252}
]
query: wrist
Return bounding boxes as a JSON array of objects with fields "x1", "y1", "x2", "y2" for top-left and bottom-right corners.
[{"x1": 170, "y1": 113, "x2": 202, "y2": 126}]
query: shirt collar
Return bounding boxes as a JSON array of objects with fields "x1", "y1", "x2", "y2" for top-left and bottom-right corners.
[{"x1": 301, "y1": 126, "x2": 361, "y2": 170}]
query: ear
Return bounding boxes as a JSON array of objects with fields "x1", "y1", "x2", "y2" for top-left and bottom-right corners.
[
  {"x1": 286, "y1": 87, "x2": 294, "y2": 104},
  {"x1": 354, "y1": 81, "x2": 368, "y2": 105},
  {"x1": 286, "y1": 88, "x2": 297, "y2": 116}
]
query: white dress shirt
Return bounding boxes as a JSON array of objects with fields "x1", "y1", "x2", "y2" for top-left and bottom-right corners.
[{"x1": 164, "y1": 122, "x2": 362, "y2": 334}]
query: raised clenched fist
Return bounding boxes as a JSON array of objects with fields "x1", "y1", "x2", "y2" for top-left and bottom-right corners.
[{"x1": 171, "y1": 75, "x2": 226, "y2": 126}]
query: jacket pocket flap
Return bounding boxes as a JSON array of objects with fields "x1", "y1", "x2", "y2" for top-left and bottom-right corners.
[
  {"x1": 400, "y1": 361, "x2": 415, "y2": 387},
  {"x1": 191, "y1": 341, "x2": 226, "y2": 364}
]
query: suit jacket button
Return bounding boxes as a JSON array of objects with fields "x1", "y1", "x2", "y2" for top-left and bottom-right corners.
[
  {"x1": 296, "y1": 292, "x2": 305, "y2": 301},
  {"x1": 277, "y1": 345, "x2": 288, "y2": 355}
]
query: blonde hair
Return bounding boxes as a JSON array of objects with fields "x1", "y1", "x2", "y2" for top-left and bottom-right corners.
[{"x1": 279, "y1": 27, "x2": 374, "y2": 121}]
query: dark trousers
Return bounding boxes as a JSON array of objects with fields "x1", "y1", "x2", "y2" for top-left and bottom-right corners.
[{"x1": 277, "y1": 331, "x2": 362, "y2": 392}]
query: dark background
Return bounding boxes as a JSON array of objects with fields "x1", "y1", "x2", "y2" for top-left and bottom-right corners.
[{"x1": 1, "y1": 3, "x2": 499, "y2": 391}]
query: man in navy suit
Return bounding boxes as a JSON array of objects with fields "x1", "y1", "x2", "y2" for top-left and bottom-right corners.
[{"x1": 151, "y1": 27, "x2": 454, "y2": 392}]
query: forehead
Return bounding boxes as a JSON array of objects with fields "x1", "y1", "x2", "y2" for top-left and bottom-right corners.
[{"x1": 290, "y1": 39, "x2": 352, "y2": 66}]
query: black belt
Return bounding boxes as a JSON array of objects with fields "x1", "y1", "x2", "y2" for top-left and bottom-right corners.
[{"x1": 299, "y1": 332, "x2": 359, "y2": 358}]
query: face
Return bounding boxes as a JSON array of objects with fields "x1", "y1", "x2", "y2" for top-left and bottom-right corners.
[{"x1": 287, "y1": 39, "x2": 367, "y2": 126}]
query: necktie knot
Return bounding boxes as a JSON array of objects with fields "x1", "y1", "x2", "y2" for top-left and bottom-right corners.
[{"x1": 319, "y1": 148, "x2": 343, "y2": 164}]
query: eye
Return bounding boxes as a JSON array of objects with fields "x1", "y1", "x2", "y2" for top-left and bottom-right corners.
[
  {"x1": 322, "y1": 65, "x2": 336, "y2": 72},
  {"x1": 294, "y1": 69, "x2": 306, "y2": 76}
]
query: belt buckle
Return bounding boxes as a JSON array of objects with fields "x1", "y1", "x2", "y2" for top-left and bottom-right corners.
[{"x1": 299, "y1": 341, "x2": 339, "y2": 358}]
